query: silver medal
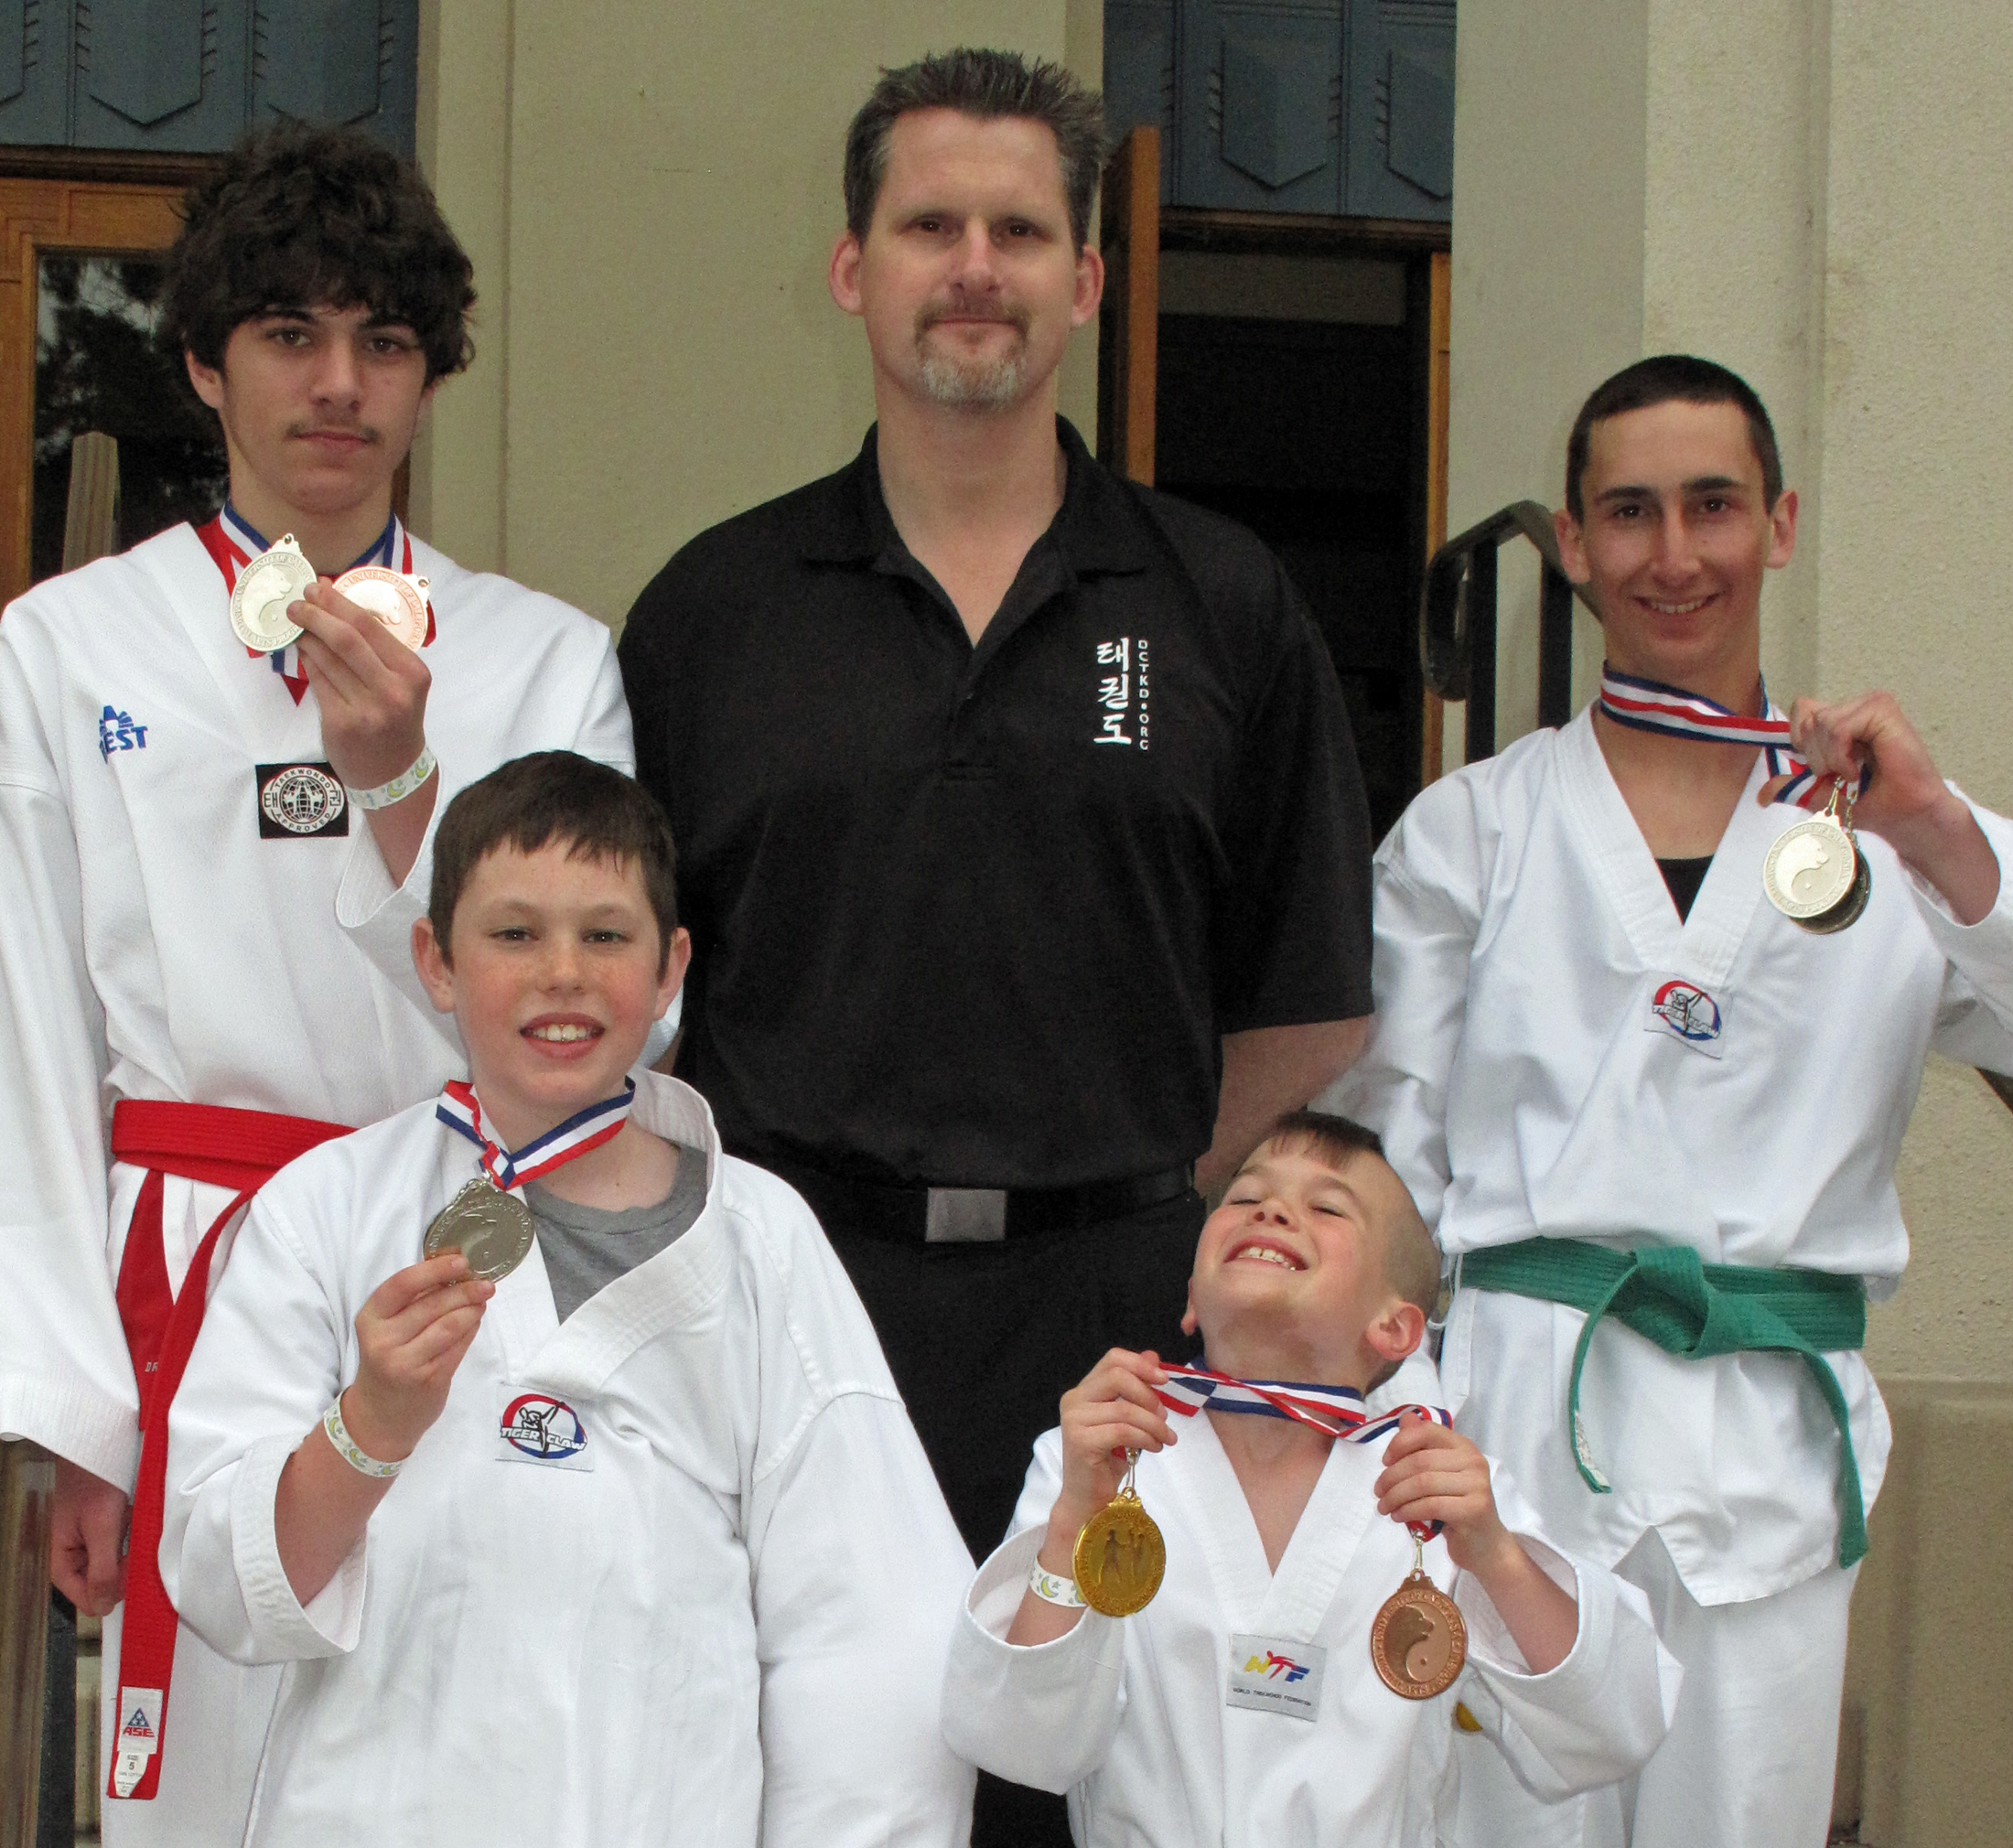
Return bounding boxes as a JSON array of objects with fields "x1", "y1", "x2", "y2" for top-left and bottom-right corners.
[
  {"x1": 424, "y1": 1177, "x2": 535, "y2": 1281},
  {"x1": 228, "y1": 533, "x2": 318, "y2": 652}
]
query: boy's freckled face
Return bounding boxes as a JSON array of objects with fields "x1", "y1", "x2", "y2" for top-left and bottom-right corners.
[
  {"x1": 1185, "y1": 1145, "x2": 1408, "y2": 1376},
  {"x1": 418, "y1": 843, "x2": 687, "y2": 1129}
]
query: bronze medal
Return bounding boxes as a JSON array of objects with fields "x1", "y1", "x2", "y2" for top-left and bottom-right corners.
[
  {"x1": 424, "y1": 1176, "x2": 534, "y2": 1281},
  {"x1": 1073, "y1": 1456, "x2": 1167, "y2": 1617},
  {"x1": 333, "y1": 564, "x2": 431, "y2": 650},
  {"x1": 1372, "y1": 1539, "x2": 1467, "y2": 1700}
]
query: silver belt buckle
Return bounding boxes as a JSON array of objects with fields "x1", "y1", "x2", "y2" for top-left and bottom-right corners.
[{"x1": 924, "y1": 1187, "x2": 1007, "y2": 1243}]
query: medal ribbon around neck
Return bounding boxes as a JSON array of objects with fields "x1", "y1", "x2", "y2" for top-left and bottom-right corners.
[
  {"x1": 1596, "y1": 663, "x2": 1858, "y2": 810},
  {"x1": 435, "y1": 1078, "x2": 637, "y2": 1195},
  {"x1": 196, "y1": 504, "x2": 428, "y2": 702},
  {"x1": 1155, "y1": 1362, "x2": 1453, "y2": 1535}
]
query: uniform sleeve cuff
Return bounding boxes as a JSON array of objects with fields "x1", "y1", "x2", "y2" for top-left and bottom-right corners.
[
  {"x1": 229, "y1": 1433, "x2": 366, "y2": 1659},
  {"x1": 963, "y1": 1527, "x2": 1114, "y2": 1666},
  {"x1": 1453, "y1": 1533, "x2": 1590, "y2": 1690},
  {"x1": 1906, "y1": 792, "x2": 2013, "y2": 948}
]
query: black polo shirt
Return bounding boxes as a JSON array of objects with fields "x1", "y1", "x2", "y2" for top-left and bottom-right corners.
[{"x1": 619, "y1": 418, "x2": 1372, "y2": 1189}]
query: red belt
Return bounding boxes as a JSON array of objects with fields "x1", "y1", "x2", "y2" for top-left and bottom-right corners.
[{"x1": 107, "y1": 1099, "x2": 350, "y2": 1802}]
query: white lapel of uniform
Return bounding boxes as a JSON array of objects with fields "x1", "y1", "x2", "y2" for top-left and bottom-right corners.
[
  {"x1": 516, "y1": 1073, "x2": 736, "y2": 1400},
  {"x1": 1555, "y1": 704, "x2": 1784, "y2": 989}
]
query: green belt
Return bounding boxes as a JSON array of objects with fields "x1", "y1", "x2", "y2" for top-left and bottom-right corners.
[{"x1": 1459, "y1": 1238, "x2": 1869, "y2": 1569}]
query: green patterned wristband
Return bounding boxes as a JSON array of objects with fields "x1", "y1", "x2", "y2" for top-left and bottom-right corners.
[
  {"x1": 322, "y1": 1397, "x2": 404, "y2": 1478},
  {"x1": 1028, "y1": 1561, "x2": 1085, "y2": 1608}
]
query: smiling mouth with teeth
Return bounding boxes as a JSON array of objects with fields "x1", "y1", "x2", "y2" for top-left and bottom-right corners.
[
  {"x1": 1231, "y1": 1243, "x2": 1303, "y2": 1272},
  {"x1": 1644, "y1": 595, "x2": 1713, "y2": 614},
  {"x1": 527, "y1": 1023, "x2": 597, "y2": 1042}
]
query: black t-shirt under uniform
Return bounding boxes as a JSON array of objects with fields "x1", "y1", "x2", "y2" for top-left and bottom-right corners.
[{"x1": 619, "y1": 418, "x2": 1374, "y2": 1189}]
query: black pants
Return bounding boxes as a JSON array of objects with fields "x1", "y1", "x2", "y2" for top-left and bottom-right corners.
[{"x1": 824, "y1": 1189, "x2": 1205, "y2": 1848}]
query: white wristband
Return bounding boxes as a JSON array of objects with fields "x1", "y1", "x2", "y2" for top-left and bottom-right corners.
[
  {"x1": 348, "y1": 744, "x2": 436, "y2": 811},
  {"x1": 322, "y1": 1397, "x2": 404, "y2": 1478},
  {"x1": 1028, "y1": 1561, "x2": 1085, "y2": 1608}
]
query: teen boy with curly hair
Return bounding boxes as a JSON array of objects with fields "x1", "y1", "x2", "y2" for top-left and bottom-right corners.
[{"x1": 0, "y1": 123, "x2": 631, "y2": 1845}]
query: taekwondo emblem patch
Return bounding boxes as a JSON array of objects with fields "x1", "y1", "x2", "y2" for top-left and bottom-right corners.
[
  {"x1": 255, "y1": 762, "x2": 348, "y2": 839},
  {"x1": 496, "y1": 1391, "x2": 593, "y2": 1470},
  {"x1": 1644, "y1": 978, "x2": 1724, "y2": 1058}
]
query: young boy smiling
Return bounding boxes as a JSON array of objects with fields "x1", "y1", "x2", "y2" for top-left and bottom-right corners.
[
  {"x1": 159, "y1": 752, "x2": 974, "y2": 1846},
  {"x1": 942, "y1": 1112, "x2": 1678, "y2": 1847}
]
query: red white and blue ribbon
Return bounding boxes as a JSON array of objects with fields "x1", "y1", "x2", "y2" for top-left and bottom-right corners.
[
  {"x1": 1156, "y1": 1362, "x2": 1453, "y2": 1534},
  {"x1": 436, "y1": 1079, "x2": 636, "y2": 1193},
  {"x1": 195, "y1": 503, "x2": 426, "y2": 704},
  {"x1": 1597, "y1": 664, "x2": 1843, "y2": 808}
]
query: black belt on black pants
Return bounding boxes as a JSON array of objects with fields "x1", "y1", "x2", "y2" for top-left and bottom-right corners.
[{"x1": 768, "y1": 1159, "x2": 1194, "y2": 1244}]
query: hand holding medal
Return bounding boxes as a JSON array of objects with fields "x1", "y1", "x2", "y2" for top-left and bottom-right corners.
[{"x1": 1764, "y1": 690, "x2": 2003, "y2": 928}]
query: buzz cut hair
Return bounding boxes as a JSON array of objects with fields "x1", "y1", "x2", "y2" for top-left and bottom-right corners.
[
  {"x1": 1565, "y1": 354, "x2": 1783, "y2": 523},
  {"x1": 843, "y1": 47, "x2": 1109, "y2": 252},
  {"x1": 428, "y1": 753, "x2": 679, "y2": 972},
  {"x1": 1256, "y1": 1110, "x2": 1441, "y2": 1319},
  {"x1": 161, "y1": 121, "x2": 476, "y2": 386}
]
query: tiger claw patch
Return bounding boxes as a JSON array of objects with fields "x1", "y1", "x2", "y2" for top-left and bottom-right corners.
[{"x1": 256, "y1": 761, "x2": 348, "y2": 838}]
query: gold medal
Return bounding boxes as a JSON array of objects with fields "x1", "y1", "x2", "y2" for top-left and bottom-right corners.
[
  {"x1": 1371, "y1": 1534, "x2": 1467, "y2": 1700},
  {"x1": 228, "y1": 533, "x2": 317, "y2": 651},
  {"x1": 333, "y1": 564, "x2": 431, "y2": 650},
  {"x1": 1072, "y1": 1454, "x2": 1167, "y2": 1617},
  {"x1": 1763, "y1": 777, "x2": 1871, "y2": 932},
  {"x1": 424, "y1": 1176, "x2": 534, "y2": 1281}
]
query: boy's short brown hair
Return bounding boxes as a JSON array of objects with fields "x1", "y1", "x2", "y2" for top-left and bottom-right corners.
[
  {"x1": 1259, "y1": 1109, "x2": 1442, "y2": 1318},
  {"x1": 428, "y1": 753, "x2": 679, "y2": 969}
]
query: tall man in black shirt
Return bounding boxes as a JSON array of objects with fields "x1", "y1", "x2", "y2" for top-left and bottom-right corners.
[{"x1": 620, "y1": 38, "x2": 1372, "y2": 1640}]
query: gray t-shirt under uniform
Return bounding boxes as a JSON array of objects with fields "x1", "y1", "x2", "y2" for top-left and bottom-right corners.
[{"x1": 524, "y1": 1141, "x2": 706, "y2": 1321}]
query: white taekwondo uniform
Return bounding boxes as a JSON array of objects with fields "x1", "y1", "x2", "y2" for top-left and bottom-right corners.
[
  {"x1": 0, "y1": 516, "x2": 630, "y2": 1843},
  {"x1": 942, "y1": 1386, "x2": 1679, "y2": 1848},
  {"x1": 162, "y1": 1070, "x2": 976, "y2": 1848},
  {"x1": 1326, "y1": 705, "x2": 2013, "y2": 1845}
]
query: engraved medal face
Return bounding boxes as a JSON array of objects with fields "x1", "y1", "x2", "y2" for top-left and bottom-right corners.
[
  {"x1": 1763, "y1": 815, "x2": 1859, "y2": 921},
  {"x1": 1801, "y1": 842, "x2": 1871, "y2": 935},
  {"x1": 333, "y1": 564, "x2": 430, "y2": 650},
  {"x1": 424, "y1": 1177, "x2": 535, "y2": 1282},
  {"x1": 229, "y1": 534, "x2": 317, "y2": 651},
  {"x1": 1371, "y1": 1571, "x2": 1468, "y2": 1700},
  {"x1": 1072, "y1": 1486, "x2": 1168, "y2": 1617}
]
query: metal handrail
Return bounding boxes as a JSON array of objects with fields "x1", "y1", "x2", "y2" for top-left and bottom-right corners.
[{"x1": 1420, "y1": 500, "x2": 1599, "y2": 759}]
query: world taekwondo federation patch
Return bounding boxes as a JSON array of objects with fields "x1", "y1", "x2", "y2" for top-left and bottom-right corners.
[
  {"x1": 1644, "y1": 977, "x2": 1724, "y2": 1058},
  {"x1": 256, "y1": 762, "x2": 348, "y2": 839}
]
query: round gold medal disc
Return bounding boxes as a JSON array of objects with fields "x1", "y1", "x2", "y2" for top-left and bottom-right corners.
[
  {"x1": 1763, "y1": 813, "x2": 1858, "y2": 922},
  {"x1": 1371, "y1": 1570, "x2": 1468, "y2": 1700},
  {"x1": 333, "y1": 565, "x2": 431, "y2": 650},
  {"x1": 1802, "y1": 841, "x2": 1871, "y2": 935},
  {"x1": 229, "y1": 535, "x2": 317, "y2": 652},
  {"x1": 1072, "y1": 1484, "x2": 1168, "y2": 1617},
  {"x1": 424, "y1": 1177, "x2": 534, "y2": 1282}
]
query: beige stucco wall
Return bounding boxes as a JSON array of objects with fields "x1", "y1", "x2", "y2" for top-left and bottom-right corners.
[
  {"x1": 410, "y1": 0, "x2": 1101, "y2": 628},
  {"x1": 1448, "y1": 0, "x2": 2013, "y2": 1391}
]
